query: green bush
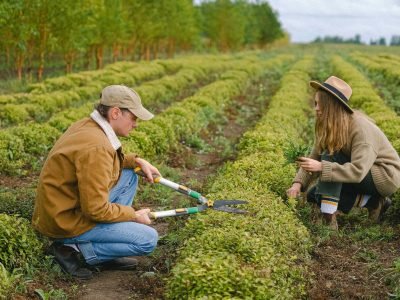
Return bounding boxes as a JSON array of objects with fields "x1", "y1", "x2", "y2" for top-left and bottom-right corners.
[
  {"x1": 0, "y1": 214, "x2": 44, "y2": 271},
  {"x1": 0, "y1": 187, "x2": 36, "y2": 220},
  {"x1": 165, "y1": 56, "x2": 314, "y2": 299},
  {"x1": 0, "y1": 263, "x2": 19, "y2": 300},
  {"x1": 0, "y1": 104, "x2": 30, "y2": 126}
]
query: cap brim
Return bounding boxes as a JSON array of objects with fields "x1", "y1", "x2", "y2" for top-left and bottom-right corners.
[
  {"x1": 129, "y1": 106, "x2": 154, "y2": 121},
  {"x1": 309, "y1": 81, "x2": 353, "y2": 113}
]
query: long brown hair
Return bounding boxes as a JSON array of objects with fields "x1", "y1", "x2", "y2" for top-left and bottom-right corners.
[{"x1": 315, "y1": 90, "x2": 351, "y2": 155}]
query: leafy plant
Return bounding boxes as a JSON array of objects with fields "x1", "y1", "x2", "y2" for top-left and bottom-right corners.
[
  {"x1": 35, "y1": 288, "x2": 68, "y2": 300},
  {"x1": 0, "y1": 214, "x2": 44, "y2": 271},
  {"x1": 0, "y1": 263, "x2": 22, "y2": 299},
  {"x1": 283, "y1": 140, "x2": 312, "y2": 164},
  {"x1": 0, "y1": 187, "x2": 36, "y2": 220}
]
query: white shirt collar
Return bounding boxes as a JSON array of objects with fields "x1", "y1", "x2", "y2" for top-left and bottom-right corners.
[{"x1": 90, "y1": 110, "x2": 121, "y2": 150}]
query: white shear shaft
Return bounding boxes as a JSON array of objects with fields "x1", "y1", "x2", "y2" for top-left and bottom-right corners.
[{"x1": 158, "y1": 178, "x2": 180, "y2": 190}]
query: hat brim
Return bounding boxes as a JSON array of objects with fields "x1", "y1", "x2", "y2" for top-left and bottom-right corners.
[
  {"x1": 310, "y1": 81, "x2": 353, "y2": 113},
  {"x1": 128, "y1": 106, "x2": 154, "y2": 121}
]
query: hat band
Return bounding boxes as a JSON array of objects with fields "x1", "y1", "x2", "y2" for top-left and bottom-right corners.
[{"x1": 322, "y1": 82, "x2": 349, "y2": 103}]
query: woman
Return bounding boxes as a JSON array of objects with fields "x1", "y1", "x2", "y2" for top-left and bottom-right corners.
[{"x1": 287, "y1": 76, "x2": 400, "y2": 229}]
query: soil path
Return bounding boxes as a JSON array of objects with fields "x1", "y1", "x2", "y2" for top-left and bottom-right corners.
[{"x1": 306, "y1": 215, "x2": 400, "y2": 299}]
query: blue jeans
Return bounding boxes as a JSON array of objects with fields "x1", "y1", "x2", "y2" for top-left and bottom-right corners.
[{"x1": 60, "y1": 169, "x2": 158, "y2": 265}]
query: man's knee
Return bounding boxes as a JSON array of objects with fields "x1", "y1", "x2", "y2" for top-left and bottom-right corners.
[
  {"x1": 124, "y1": 169, "x2": 138, "y2": 188},
  {"x1": 131, "y1": 226, "x2": 158, "y2": 255}
]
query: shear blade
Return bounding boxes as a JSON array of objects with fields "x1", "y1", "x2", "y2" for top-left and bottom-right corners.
[
  {"x1": 213, "y1": 206, "x2": 248, "y2": 214},
  {"x1": 214, "y1": 200, "x2": 248, "y2": 206}
]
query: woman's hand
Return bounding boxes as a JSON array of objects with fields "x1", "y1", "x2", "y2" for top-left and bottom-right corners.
[
  {"x1": 135, "y1": 158, "x2": 161, "y2": 183},
  {"x1": 134, "y1": 208, "x2": 152, "y2": 224},
  {"x1": 286, "y1": 183, "x2": 302, "y2": 198},
  {"x1": 296, "y1": 157, "x2": 322, "y2": 173}
]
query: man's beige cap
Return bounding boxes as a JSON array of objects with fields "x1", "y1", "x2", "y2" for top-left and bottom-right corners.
[{"x1": 100, "y1": 85, "x2": 154, "y2": 120}]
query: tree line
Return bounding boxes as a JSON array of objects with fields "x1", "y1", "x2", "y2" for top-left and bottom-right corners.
[
  {"x1": 0, "y1": 0, "x2": 284, "y2": 81},
  {"x1": 313, "y1": 34, "x2": 400, "y2": 46}
]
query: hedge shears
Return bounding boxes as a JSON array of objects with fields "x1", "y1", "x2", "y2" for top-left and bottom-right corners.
[{"x1": 134, "y1": 167, "x2": 248, "y2": 219}]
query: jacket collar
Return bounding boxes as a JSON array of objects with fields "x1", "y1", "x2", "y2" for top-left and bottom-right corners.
[{"x1": 90, "y1": 110, "x2": 122, "y2": 151}]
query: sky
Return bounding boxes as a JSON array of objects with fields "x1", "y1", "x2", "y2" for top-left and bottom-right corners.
[{"x1": 267, "y1": 0, "x2": 400, "y2": 44}]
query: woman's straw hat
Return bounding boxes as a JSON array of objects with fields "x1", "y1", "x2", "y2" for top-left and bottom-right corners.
[{"x1": 310, "y1": 76, "x2": 353, "y2": 113}]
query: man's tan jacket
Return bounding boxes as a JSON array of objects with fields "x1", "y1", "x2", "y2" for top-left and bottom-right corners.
[{"x1": 32, "y1": 118, "x2": 138, "y2": 238}]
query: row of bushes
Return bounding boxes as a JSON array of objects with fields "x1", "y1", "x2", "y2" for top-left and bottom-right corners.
[
  {"x1": 0, "y1": 62, "x2": 167, "y2": 126},
  {"x1": 331, "y1": 55, "x2": 400, "y2": 222},
  {"x1": 120, "y1": 54, "x2": 294, "y2": 160},
  {"x1": 165, "y1": 57, "x2": 315, "y2": 299},
  {"x1": 349, "y1": 52, "x2": 400, "y2": 81},
  {"x1": 0, "y1": 54, "x2": 247, "y2": 127},
  {"x1": 26, "y1": 53, "x2": 256, "y2": 94},
  {"x1": 349, "y1": 52, "x2": 400, "y2": 113},
  {"x1": 46, "y1": 55, "x2": 245, "y2": 132},
  {"x1": 0, "y1": 213, "x2": 46, "y2": 299},
  {"x1": 0, "y1": 54, "x2": 255, "y2": 175}
]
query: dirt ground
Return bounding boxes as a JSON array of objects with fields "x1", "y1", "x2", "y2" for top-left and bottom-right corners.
[{"x1": 307, "y1": 218, "x2": 400, "y2": 299}]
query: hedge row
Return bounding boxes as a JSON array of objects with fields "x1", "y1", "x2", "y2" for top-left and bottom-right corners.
[
  {"x1": 0, "y1": 214, "x2": 45, "y2": 298},
  {"x1": 0, "y1": 54, "x2": 243, "y2": 127},
  {"x1": 47, "y1": 56, "x2": 242, "y2": 132},
  {"x1": 0, "y1": 55, "x2": 252, "y2": 175},
  {"x1": 331, "y1": 55, "x2": 400, "y2": 221},
  {"x1": 350, "y1": 52, "x2": 400, "y2": 77},
  {"x1": 349, "y1": 52, "x2": 400, "y2": 113},
  {"x1": 0, "y1": 53, "x2": 244, "y2": 106},
  {"x1": 120, "y1": 54, "x2": 294, "y2": 160},
  {"x1": 165, "y1": 57, "x2": 315, "y2": 299},
  {"x1": 0, "y1": 62, "x2": 166, "y2": 127}
]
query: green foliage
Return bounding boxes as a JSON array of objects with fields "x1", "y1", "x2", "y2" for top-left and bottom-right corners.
[
  {"x1": 199, "y1": 0, "x2": 283, "y2": 51},
  {"x1": 0, "y1": 263, "x2": 21, "y2": 300},
  {"x1": 0, "y1": 214, "x2": 44, "y2": 271},
  {"x1": 0, "y1": 54, "x2": 245, "y2": 175},
  {"x1": 165, "y1": 56, "x2": 315, "y2": 299},
  {"x1": 185, "y1": 134, "x2": 212, "y2": 153},
  {"x1": 0, "y1": 104, "x2": 30, "y2": 126},
  {"x1": 283, "y1": 140, "x2": 312, "y2": 164},
  {"x1": 0, "y1": 131, "x2": 25, "y2": 175},
  {"x1": 388, "y1": 258, "x2": 400, "y2": 298},
  {"x1": 0, "y1": 187, "x2": 36, "y2": 220},
  {"x1": 0, "y1": 0, "x2": 284, "y2": 81},
  {"x1": 349, "y1": 224, "x2": 396, "y2": 242},
  {"x1": 34, "y1": 288, "x2": 68, "y2": 300},
  {"x1": 121, "y1": 55, "x2": 293, "y2": 162}
]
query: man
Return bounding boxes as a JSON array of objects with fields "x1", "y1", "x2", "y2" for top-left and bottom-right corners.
[{"x1": 32, "y1": 85, "x2": 160, "y2": 279}]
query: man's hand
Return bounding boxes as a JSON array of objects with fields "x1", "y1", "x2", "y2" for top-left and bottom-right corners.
[
  {"x1": 135, "y1": 158, "x2": 161, "y2": 183},
  {"x1": 134, "y1": 208, "x2": 152, "y2": 224},
  {"x1": 287, "y1": 182, "x2": 302, "y2": 198},
  {"x1": 296, "y1": 157, "x2": 322, "y2": 173}
]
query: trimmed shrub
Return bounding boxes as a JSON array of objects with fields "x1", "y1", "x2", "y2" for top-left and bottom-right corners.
[
  {"x1": 165, "y1": 56, "x2": 314, "y2": 299},
  {"x1": 0, "y1": 214, "x2": 44, "y2": 271}
]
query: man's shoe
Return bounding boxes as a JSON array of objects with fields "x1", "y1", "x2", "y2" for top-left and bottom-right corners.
[
  {"x1": 47, "y1": 243, "x2": 93, "y2": 279},
  {"x1": 94, "y1": 257, "x2": 139, "y2": 271},
  {"x1": 368, "y1": 196, "x2": 391, "y2": 223}
]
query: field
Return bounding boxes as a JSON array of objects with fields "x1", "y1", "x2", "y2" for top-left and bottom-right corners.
[{"x1": 1, "y1": 44, "x2": 400, "y2": 299}]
